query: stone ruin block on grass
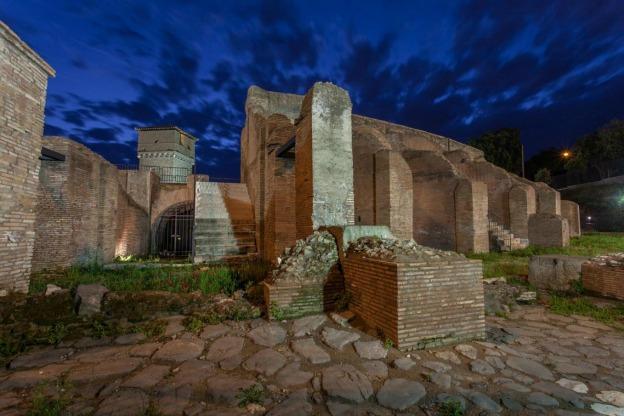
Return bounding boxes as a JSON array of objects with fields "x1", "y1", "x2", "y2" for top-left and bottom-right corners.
[
  {"x1": 343, "y1": 238, "x2": 485, "y2": 351},
  {"x1": 528, "y1": 255, "x2": 590, "y2": 292}
]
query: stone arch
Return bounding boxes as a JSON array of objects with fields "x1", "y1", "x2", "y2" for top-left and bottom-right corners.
[{"x1": 152, "y1": 200, "x2": 194, "y2": 257}]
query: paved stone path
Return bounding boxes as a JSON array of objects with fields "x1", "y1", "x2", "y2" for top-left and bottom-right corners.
[{"x1": 2, "y1": 305, "x2": 624, "y2": 415}]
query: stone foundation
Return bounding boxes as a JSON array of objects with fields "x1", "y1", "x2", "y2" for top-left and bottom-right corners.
[
  {"x1": 582, "y1": 263, "x2": 624, "y2": 300},
  {"x1": 342, "y1": 255, "x2": 485, "y2": 350},
  {"x1": 263, "y1": 266, "x2": 344, "y2": 319},
  {"x1": 528, "y1": 255, "x2": 590, "y2": 292}
]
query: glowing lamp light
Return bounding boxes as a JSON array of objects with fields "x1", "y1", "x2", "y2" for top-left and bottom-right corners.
[
  {"x1": 562, "y1": 150, "x2": 571, "y2": 158},
  {"x1": 587, "y1": 216, "x2": 592, "y2": 221}
]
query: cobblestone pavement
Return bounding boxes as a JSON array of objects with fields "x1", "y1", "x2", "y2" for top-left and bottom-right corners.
[{"x1": 2, "y1": 305, "x2": 624, "y2": 415}]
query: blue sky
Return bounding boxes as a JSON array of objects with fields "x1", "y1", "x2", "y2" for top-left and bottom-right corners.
[{"x1": 2, "y1": 0, "x2": 623, "y2": 179}]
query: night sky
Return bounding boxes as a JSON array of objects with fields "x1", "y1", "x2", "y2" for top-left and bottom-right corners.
[{"x1": 2, "y1": 0, "x2": 623, "y2": 180}]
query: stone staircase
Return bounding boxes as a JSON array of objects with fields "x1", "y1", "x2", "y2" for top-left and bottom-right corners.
[
  {"x1": 488, "y1": 219, "x2": 529, "y2": 252},
  {"x1": 193, "y1": 182, "x2": 258, "y2": 263}
]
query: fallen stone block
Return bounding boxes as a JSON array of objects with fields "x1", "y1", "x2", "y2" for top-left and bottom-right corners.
[
  {"x1": 74, "y1": 284, "x2": 109, "y2": 316},
  {"x1": 528, "y1": 255, "x2": 589, "y2": 292}
]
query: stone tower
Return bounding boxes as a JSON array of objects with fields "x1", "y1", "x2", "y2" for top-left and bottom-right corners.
[{"x1": 136, "y1": 126, "x2": 197, "y2": 183}]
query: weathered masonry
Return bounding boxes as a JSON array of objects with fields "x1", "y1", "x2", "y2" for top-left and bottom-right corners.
[
  {"x1": 240, "y1": 83, "x2": 581, "y2": 265},
  {"x1": 0, "y1": 22, "x2": 55, "y2": 293}
]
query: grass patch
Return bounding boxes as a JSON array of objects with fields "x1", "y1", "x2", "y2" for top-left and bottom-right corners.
[
  {"x1": 438, "y1": 399, "x2": 464, "y2": 416},
  {"x1": 549, "y1": 295, "x2": 624, "y2": 326},
  {"x1": 27, "y1": 379, "x2": 72, "y2": 416},
  {"x1": 237, "y1": 384, "x2": 264, "y2": 407},
  {"x1": 30, "y1": 262, "x2": 269, "y2": 296},
  {"x1": 468, "y1": 232, "x2": 624, "y2": 279}
]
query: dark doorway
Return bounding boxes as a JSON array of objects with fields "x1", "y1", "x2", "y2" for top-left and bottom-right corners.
[{"x1": 155, "y1": 202, "x2": 194, "y2": 258}]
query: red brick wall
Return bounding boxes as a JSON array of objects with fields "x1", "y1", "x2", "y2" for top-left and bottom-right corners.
[
  {"x1": 455, "y1": 179, "x2": 489, "y2": 253},
  {"x1": 582, "y1": 263, "x2": 624, "y2": 300},
  {"x1": 374, "y1": 150, "x2": 413, "y2": 239},
  {"x1": 528, "y1": 213, "x2": 570, "y2": 248},
  {"x1": 343, "y1": 255, "x2": 485, "y2": 350},
  {"x1": 0, "y1": 23, "x2": 54, "y2": 292},
  {"x1": 509, "y1": 184, "x2": 536, "y2": 239},
  {"x1": 32, "y1": 138, "x2": 150, "y2": 270}
]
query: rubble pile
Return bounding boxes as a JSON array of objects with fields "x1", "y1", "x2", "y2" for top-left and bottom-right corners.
[
  {"x1": 347, "y1": 236, "x2": 464, "y2": 261},
  {"x1": 270, "y1": 231, "x2": 339, "y2": 284},
  {"x1": 588, "y1": 253, "x2": 624, "y2": 267}
]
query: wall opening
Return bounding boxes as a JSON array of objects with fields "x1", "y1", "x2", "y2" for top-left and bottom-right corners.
[{"x1": 154, "y1": 201, "x2": 194, "y2": 258}]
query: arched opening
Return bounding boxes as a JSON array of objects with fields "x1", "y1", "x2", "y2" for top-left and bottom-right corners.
[{"x1": 154, "y1": 201, "x2": 194, "y2": 258}]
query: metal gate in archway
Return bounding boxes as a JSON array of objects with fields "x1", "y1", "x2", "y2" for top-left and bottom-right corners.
[{"x1": 155, "y1": 202, "x2": 194, "y2": 258}]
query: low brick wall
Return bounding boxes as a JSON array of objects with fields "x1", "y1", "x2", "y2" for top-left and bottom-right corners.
[
  {"x1": 582, "y1": 263, "x2": 624, "y2": 300},
  {"x1": 263, "y1": 266, "x2": 344, "y2": 319},
  {"x1": 343, "y1": 255, "x2": 485, "y2": 350}
]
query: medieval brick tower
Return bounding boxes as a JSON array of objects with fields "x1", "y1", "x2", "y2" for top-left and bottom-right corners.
[{"x1": 136, "y1": 126, "x2": 197, "y2": 183}]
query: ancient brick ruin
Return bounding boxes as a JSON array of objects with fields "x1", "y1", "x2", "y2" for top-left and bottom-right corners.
[
  {"x1": 0, "y1": 22, "x2": 55, "y2": 293},
  {"x1": 0, "y1": 21, "x2": 581, "y2": 350}
]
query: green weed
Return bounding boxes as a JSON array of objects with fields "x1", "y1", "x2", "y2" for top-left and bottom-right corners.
[
  {"x1": 269, "y1": 302, "x2": 286, "y2": 321},
  {"x1": 438, "y1": 399, "x2": 464, "y2": 416},
  {"x1": 27, "y1": 379, "x2": 72, "y2": 416},
  {"x1": 237, "y1": 384, "x2": 264, "y2": 407},
  {"x1": 135, "y1": 320, "x2": 166, "y2": 339},
  {"x1": 184, "y1": 316, "x2": 204, "y2": 334},
  {"x1": 468, "y1": 233, "x2": 624, "y2": 279},
  {"x1": 46, "y1": 323, "x2": 68, "y2": 346},
  {"x1": 30, "y1": 261, "x2": 270, "y2": 297},
  {"x1": 384, "y1": 338, "x2": 394, "y2": 350},
  {"x1": 549, "y1": 296, "x2": 624, "y2": 326}
]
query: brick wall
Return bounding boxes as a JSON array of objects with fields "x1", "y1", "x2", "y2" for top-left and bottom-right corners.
[
  {"x1": 343, "y1": 255, "x2": 485, "y2": 350},
  {"x1": 509, "y1": 184, "x2": 536, "y2": 239},
  {"x1": 534, "y1": 183, "x2": 561, "y2": 215},
  {"x1": 455, "y1": 179, "x2": 489, "y2": 253},
  {"x1": 374, "y1": 150, "x2": 413, "y2": 240},
  {"x1": 32, "y1": 138, "x2": 150, "y2": 270},
  {"x1": 402, "y1": 151, "x2": 459, "y2": 251},
  {"x1": 582, "y1": 263, "x2": 624, "y2": 300},
  {"x1": 263, "y1": 152, "x2": 296, "y2": 261},
  {"x1": 528, "y1": 213, "x2": 570, "y2": 248},
  {"x1": 0, "y1": 22, "x2": 54, "y2": 292},
  {"x1": 561, "y1": 200, "x2": 581, "y2": 237},
  {"x1": 264, "y1": 267, "x2": 344, "y2": 319}
]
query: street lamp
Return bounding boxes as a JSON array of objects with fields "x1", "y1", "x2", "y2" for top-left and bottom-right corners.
[{"x1": 562, "y1": 150, "x2": 571, "y2": 159}]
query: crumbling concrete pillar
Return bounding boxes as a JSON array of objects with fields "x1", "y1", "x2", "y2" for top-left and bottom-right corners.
[
  {"x1": 561, "y1": 200, "x2": 581, "y2": 237},
  {"x1": 509, "y1": 184, "x2": 536, "y2": 239},
  {"x1": 528, "y1": 213, "x2": 570, "y2": 247},
  {"x1": 295, "y1": 82, "x2": 354, "y2": 240},
  {"x1": 374, "y1": 150, "x2": 413, "y2": 240},
  {"x1": 534, "y1": 183, "x2": 561, "y2": 215},
  {"x1": 454, "y1": 179, "x2": 489, "y2": 253}
]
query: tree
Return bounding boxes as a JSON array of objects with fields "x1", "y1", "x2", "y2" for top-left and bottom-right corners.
[
  {"x1": 567, "y1": 119, "x2": 624, "y2": 179},
  {"x1": 468, "y1": 128, "x2": 523, "y2": 175},
  {"x1": 534, "y1": 168, "x2": 552, "y2": 184},
  {"x1": 525, "y1": 147, "x2": 567, "y2": 180}
]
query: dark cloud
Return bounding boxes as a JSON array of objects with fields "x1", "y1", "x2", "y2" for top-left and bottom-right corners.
[{"x1": 4, "y1": 0, "x2": 623, "y2": 180}]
